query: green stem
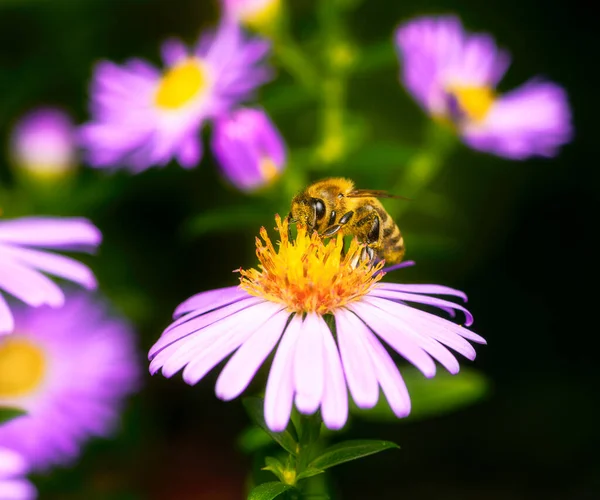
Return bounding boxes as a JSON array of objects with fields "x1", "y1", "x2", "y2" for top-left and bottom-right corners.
[
  {"x1": 392, "y1": 122, "x2": 458, "y2": 218},
  {"x1": 314, "y1": 0, "x2": 351, "y2": 166},
  {"x1": 296, "y1": 413, "x2": 322, "y2": 473},
  {"x1": 273, "y1": 36, "x2": 320, "y2": 92}
]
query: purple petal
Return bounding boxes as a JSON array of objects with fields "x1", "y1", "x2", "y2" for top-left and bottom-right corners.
[
  {"x1": 161, "y1": 38, "x2": 189, "y2": 66},
  {"x1": 0, "y1": 479, "x2": 37, "y2": 500},
  {"x1": 362, "y1": 328, "x2": 411, "y2": 418},
  {"x1": 320, "y1": 324, "x2": 348, "y2": 430},
  {"x1": 173, "y1": 286, "x2": 247, "y2": 318},
  {"x1": 215, "y1": 309, "x2": 289, "y2": 400},
  {"x1": 165, "y1": 293, "x2": 254, "y2": 336},
  {"x1": 0, "y1": 448, "x2": 28, "y2": 475},
  {"x1": 264, "y1": 314, "x2": 302, "y2": 432},
  {"x1": 150, "y1": 298, "x2": 266, "y2": 375},
  {"x1": 293, "y1": 313, "x2": 325, "y2": 414},
  {"x1": 150, "y1": 296, "x2": 263, "y2": 360},
  {"x1": 0, "y1": 257, "x2": 64, "y2": 308},
  {"x1": 0, "y1": 217, "x2": 101, "y2": 250},
  {"x1": 181, "y1": 302, "x2": 282, "y2": 385},
  {"x1": 0, "y1": 294, "x2": 15, "y2": 334},
  {"x1": 211, "y1": 108, "x2": 286, "y2": 192},
  {"x1": 0, "y1": 245, "x2": 96, "y2": 289},
  {"x1": 376, "y1": 283, "x2": 467, "y2": 301},
  {"x1": 463, "y1": 80, "x2": 572, "y2": 159},
  {"x1": 348, "y1": 302, "x2": 437, "y2": 378},
  {"x1": 176, "y1": 133, "x2": 203, "y2": 168},
  {"x1": 361, "y1": 297, "x2": 461, "y2": 374},
  {"x1": 334, "y1": 308, "x2": 380, "y2": 408},
  {"x1": 369, "y1": 288, "x2": 474, "y2": 326}
]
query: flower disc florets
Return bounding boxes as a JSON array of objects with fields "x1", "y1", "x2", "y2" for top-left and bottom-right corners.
[{"x1": 239, "y1": 215, "x2": 384, "y2": 315}]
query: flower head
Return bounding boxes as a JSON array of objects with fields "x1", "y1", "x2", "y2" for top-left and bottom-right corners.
[
  {"x1": 149, "y1": 216, "x2": 485, "y2": 432},
  {"x1": 395, "y1": 16, "x2": 572, "y2": 159},
  {"x1": 0, "y1": 447, "x2": 35, "y2": 500},
  {"x1": 0, "y1": 294, "x2": 140, "y2": 471},
  {"x1": 211, "y1": 107, "x2": 286, "y2": 192},
  {"x1": 10, "y1": 108, "x2": 77, "y2": 180},
  {"x1": 80, "y1": 20, "x2": 271, "y2": 172},
  {"x1": 0, "y1": 217, "x2": 101, "y2": 335}
]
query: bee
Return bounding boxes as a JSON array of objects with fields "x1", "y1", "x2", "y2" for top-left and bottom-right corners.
[{"x1": 288, "y1": 177, "x2": 407, "y2": 265}]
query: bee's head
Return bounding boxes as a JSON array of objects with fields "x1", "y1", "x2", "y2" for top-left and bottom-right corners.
[{"x1": 289, "y1": 194, "x2": 326, "y2": 231}]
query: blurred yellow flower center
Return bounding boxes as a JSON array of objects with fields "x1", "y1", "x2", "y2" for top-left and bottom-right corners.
[
  {"x1": 449, "y1": 86, "x2": 496, "y2": 122},
  {"x1": 258, "y1": 157, "x2": 279, "y2": 183},
  {"x1": 241, "y1": 0, "x2": 281, "y2": 30},
  {"x1": 239, "y1": 215, "x2": 384, "y2": 315},
  {"x1": 0, "y1": 337, "x2": 46, "y2": 398},
  {"x1": 155, "y1": 59, "x2": 208, "y2": 110}
]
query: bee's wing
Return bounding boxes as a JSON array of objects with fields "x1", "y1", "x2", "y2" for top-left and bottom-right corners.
[{"x1": 347, "y1": 189, "x2": 411, "y2": 201}]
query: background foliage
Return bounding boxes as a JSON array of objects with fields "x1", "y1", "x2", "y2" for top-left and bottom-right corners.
[{"x1": 0, "y1": 0, "x2": 597, "y2": 498}]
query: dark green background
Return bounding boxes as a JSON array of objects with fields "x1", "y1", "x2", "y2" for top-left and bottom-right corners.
[{"x1": 0, "y1": 0, "x2": 596, "y2": 498}]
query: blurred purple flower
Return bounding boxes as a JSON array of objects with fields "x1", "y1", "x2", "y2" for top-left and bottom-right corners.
[
  {"x1": 0, "y1": 294, "x2": 140, "y2": 472},
  {"x1": 149, "y1": 216, "x2": 485, "y2": 432},
  {"x1": 80, "y1": 20, "x2": 272, "y2": 172},
  {"x1": 395, "y1": 16, "x2": 572, "y2": 159},
  {"x1": 0, "y1": 217, "x2": 101, "y2": 335},
  {"x1": 10, "y1": 108, "x2": 76, "y2": 179},
  {"x1": 211, "y1": 107, "x2": 286, "y2": 192},
  {"x1": 0, "y1": 448, "x2": 35, "y2": 500}
]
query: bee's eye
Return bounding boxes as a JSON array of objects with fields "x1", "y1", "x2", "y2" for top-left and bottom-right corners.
[{"x1": 312, "y1": 199, "x2": 326, "y2": 220}]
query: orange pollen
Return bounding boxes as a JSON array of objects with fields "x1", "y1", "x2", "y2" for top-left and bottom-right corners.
[{"x1": 238, "y1": 215, "x2": 384, "y2": 315}]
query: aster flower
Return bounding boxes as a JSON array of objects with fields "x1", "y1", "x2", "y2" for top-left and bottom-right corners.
[
  {"x1": 0, "y1": 294, "x2": 140, "y2": 471},
  {"x1": 395, "y1": 15, "x2": 572, "y2": 159},
  {"x1": 0, "y1": 448, "x2": 35, "y2": 500},
  {"x1": 211, "y1": 107, "x2": 286, "y2": 192},
  {"x1": 10, "y1": 108, "x2": 76, "y2": 180},
  {"x1": 149, "y1": 216, "x2": 486, "y2": 432},
  {"x1": 80, "y1": 20, "x2": 272, "y2": 172},
  {"x1": 0, "y1": 217, "x2": 101, "y2": 335}
]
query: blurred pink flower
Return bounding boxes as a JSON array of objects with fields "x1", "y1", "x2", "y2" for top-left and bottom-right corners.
[
  {"x1": 396, "y1": 16, "x2": 572, "y2": 159},
  {"x1": 80, "y1": 20, "x2": 271, "y2": 172},
  {"x1": 211, "y1": 107, "x2": 286, "y2": 192},
  {"x1": 0, "y1": 294, "x2": 140, "y2": 471}
]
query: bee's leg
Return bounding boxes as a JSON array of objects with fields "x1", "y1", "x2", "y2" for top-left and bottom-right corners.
[
  {"x1": 362, "y1": 246, "x2": 375, "y2": 263},
  {"x1": 285, "y1": 212, "x2": 294, "y2": 240},
  {"x1": 320, "y1": 224, "x2": 342, "y2": 237}
]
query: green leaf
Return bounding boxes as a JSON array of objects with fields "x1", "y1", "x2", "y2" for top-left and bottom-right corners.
[
  {"x1": 238, "y1": 426, "x2": 274, "y2": 454},
  {"x1": 296, "y1": 467, "x2": 325, "y2": 481},
  {"x1": 248, "y1": 482, "x2": 295, "y2": 500},
  {"x1": 308, "y1": 440, "x2": 399, "y2": 471},
  {"x1": 352, "y1": 367, "x2": 489, "y2": 422},
  {"x1": 262, "y1": 456, "x2": 288, "y2": 483},
  {"x1": 243, "y1": 398, "x2": 298, "y2": 456},
  {"x1": 0, "y1": 407, "x2": 26, "y2": 425}
]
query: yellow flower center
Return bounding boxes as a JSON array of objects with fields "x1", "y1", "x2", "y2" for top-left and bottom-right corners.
[
  {"x1": 448, "y1": 85, "x2": 496, "y2": 122},
  {"x1": 155, "y1": 58, "x2": 209, "y2": 110},
  {"x1": 258, "y1": 157, "x2": 280, "y2": 183},
  {"x1": 0, "y1": 337, "x2": 46, "y2": 398},
  {"x1": 238, "y1": 215, "x2": 384, "y2": 315}
]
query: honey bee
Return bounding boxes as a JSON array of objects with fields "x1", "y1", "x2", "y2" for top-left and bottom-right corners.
[{"x1": 289, "y1": 177, "x2": 406, "y2": 264}]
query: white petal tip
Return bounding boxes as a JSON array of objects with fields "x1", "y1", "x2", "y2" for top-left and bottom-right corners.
[
  {"x1": 295, "y1": 395, "x2": 321, "y2": 415},
  {"x1": 323, "y1": 418, "x2": 347, "y2": 431}
]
